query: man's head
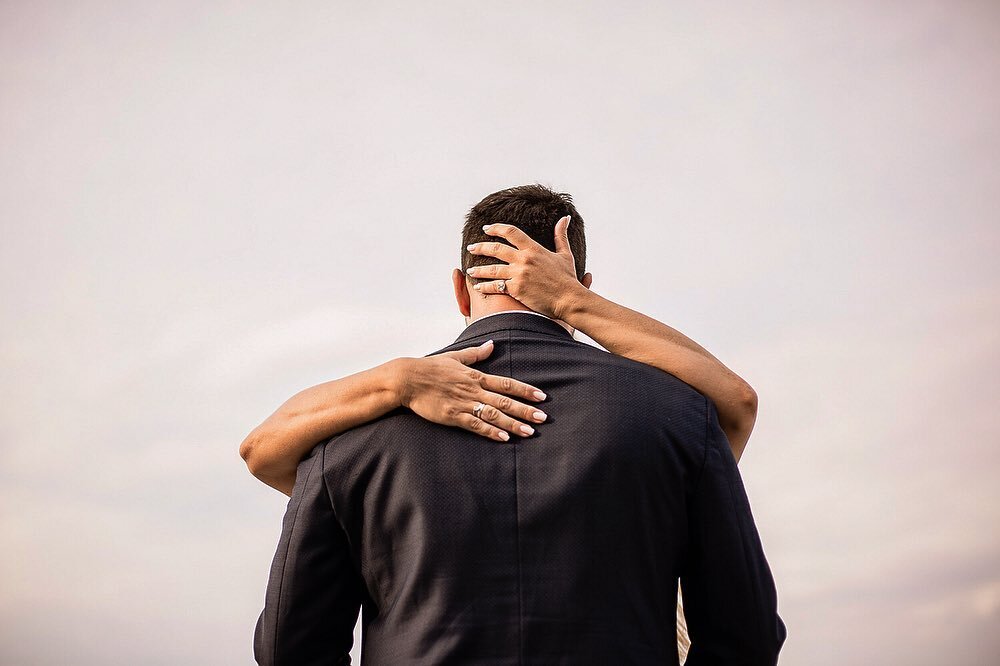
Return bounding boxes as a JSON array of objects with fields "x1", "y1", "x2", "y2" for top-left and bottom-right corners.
[{"x1": 452, "y1": 184, "x2": 592, "y2": 329}]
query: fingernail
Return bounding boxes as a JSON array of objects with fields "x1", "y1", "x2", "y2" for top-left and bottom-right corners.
[
  {"x1": 467, "y1": 244, "x2": 475, "y2": 251},
  {"x1": 482, "y1": 224, "x2": 491, "y2": 232},
  {"x1": 467, "y1": 266, "x2": 477, "y2": 275},
  {"x1": 520, "y1": 424, "x2": 535, "y2": 435},
  {"x1": 474, "y1": 284, "x2": 482, "y2": 290},
  {"x1": 532, "y1": 390, "x2": 546, "y2": 400},
  {"x1": 532, "y1": 410, "x2": 547, "y2": 422},
  {"x1": 480, "y1": 339, "x2": 493, "y2": 346},
  {"x1": 566, "y1": 215, "x2": 571, "y2": 225},
  {"x1": 498, "y1": 431, "x2": 509, "y2": 441}
]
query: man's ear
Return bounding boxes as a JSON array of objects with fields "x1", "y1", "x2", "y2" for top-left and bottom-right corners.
[
  {"x1": 452, "y1": 268, "x2": 471, "y2": 317},
  {"x1": 582, "y1": 272, "x2": 593, "y2": 290}
]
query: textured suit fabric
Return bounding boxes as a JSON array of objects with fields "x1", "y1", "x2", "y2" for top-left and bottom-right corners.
[{"x1": 253, "y1": 311, "x2": 786, "y2": 665}]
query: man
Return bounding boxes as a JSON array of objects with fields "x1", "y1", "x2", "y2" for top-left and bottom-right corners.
[{"x1": 252, "y1": 185, "x2": 786, "y2": 664}]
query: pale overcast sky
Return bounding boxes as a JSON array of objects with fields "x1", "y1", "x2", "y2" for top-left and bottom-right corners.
[{"x1": 2, "y1": 2, "x2": 998, "y2": 664}]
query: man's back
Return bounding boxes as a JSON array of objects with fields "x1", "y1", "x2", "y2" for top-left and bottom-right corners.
[{"x1": 254, "y1": 312, "x2": 785, "y2": 665}]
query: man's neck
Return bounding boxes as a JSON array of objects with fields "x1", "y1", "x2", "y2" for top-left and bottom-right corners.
[{"x1": 466, "y1": 302, "x2": 574, "y2": 335}]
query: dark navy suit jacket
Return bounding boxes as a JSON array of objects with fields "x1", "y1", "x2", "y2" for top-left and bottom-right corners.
[{"x1": 253, "y1": 311, "x2": 786, "y2": 664}]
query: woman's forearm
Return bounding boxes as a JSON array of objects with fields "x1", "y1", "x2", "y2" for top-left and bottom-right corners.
[
  {"x1": 239, "y1": 358, "x2": 407, "y2": 496},
  {"x1": 558, "y1": 286, "x2": 758, "y2": 462}
]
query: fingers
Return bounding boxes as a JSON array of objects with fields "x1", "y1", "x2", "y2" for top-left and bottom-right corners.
[
  {"x1": 471, "y1": 396, "x2": 540, "y2": 438},
  {"x1": 478, "y1": 372, "x2": 547, "y2": 403},
  {"x1": 480, "y1": 223, "x2": 543, "y2": 252},
  {"x1": 473, "y1": 279, "x2": 511, "y2": 295},
  {"x1": 441, "y1": 339, "x2": 495, "y2": 364},
  {"x1": 457, "y1": 412, "x2": 511, "y2": 442},
  {"x1": 466, "y1": 240, "x2": 518, "y2": 263},
  {"x1": 480, "y1": 389, "x2": 548, "y2": 427},
  {"x1": 465, "y1": 263, "x2": 512, "y2": 280},
  {"x1": 552, "y1": 215, "x2": 572, "y2": 256}
]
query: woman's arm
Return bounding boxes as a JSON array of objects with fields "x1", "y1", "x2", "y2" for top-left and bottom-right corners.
[
  {"x1": 557, "y1": 287, "x2": 757, "y2": 462},
  {"x1": 239, "y1": 359, "x2": 404, "y2": 496},
  {"x1": 240, "y1": 341, "x2": 548, "y2": 496},
  {"x1": 468, "y1": 218, "x2": 757, "y2": 462}
]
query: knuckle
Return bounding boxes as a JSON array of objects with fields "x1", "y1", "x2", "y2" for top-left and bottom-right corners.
[
  {"x1": 466, "y1": 368, "x2": 483, "y2": 382},
  {"x1": 500, "y1": 377, "x2": 513, "y2": 391},
  {"x1": 491, "y1": 241, "x2": 502, "y2": 254},
  {"x1": 497, "y1": 395, "x2": 512, "y2": 410},
  {"x1": 484, "y1": 405, "x2": 501, "y2": 421}
]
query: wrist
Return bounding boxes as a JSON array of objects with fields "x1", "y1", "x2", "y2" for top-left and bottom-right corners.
[
  {"x1": 383, "y1": 356, "x2": 414, "y2": 408},
  {"x1": 553, "y1": 282, "x2": 591, "y2": 322}
]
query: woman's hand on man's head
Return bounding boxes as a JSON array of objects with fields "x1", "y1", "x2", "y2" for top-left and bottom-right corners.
[{"x1": 465, "y1": 216, "x2": 590, "y2": 321}]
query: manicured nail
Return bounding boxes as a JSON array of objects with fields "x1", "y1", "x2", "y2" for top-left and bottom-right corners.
[
  {"x1": 532, "y1": 410, "x2": 547, "y2": 422},
  {"x1": 467, "y1": 266, "x2": 477, "y2": 275},
  {"x1": 474, "y1": 283, "x2": 482, "y2": 290},
  {"x1": 467, "y1": 244, "x2": 476, "y2": 251},
  {"x1": 520, "y1": 424, "x2": 534, "y2": 435},
  {"x1": 532, "y1": 390, "x2": 546, "y2": 400},
  {"x1": 498, "y1": 431, "x2": 509, "y2": 441},
  {"x1": 482, "y1": 224, "x2": 491, "y2": 232},
  {"x1": 480, "y1": 339, "x2": 493, "y2": 347}
]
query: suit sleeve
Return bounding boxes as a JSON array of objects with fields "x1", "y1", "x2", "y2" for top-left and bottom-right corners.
[
  {"x1": 253, "y1": 442, "x2": 365, "y2": 666},
  {"x1": 680, "y1": 396, "x2": 787, "y2": 665}
]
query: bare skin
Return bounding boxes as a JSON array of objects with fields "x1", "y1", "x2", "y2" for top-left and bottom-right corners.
[
  {"x1": 240, "y1": 217, "x2": 757, "y2": 496},
  {"x1": 466, "y1": 216, "x2": 757, "y2": 461},
  {"x1": 239, "y1": 344, "x2": 547, "y2": 495}
]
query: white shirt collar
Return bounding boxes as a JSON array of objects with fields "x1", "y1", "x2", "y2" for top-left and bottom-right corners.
[{"x1": 469, "y1": 310, "x2": 555, "y2": 324}]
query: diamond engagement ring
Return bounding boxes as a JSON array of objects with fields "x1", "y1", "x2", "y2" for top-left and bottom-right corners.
[
  {"x1": 473, "y1": 402, "x2": 486, "y2": 418},
  {"x1": 497, "y1": 279, "x2": 507, "y2": 293}
]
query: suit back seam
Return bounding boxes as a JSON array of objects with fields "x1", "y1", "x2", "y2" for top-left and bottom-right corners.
[{"x1": 509, "y1": 327, "x2": 525, "y2": 666}]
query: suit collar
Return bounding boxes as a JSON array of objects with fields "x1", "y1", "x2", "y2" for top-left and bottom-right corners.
[{"x1": 453, "y1": 310, "x2": 574, "y2": 344}]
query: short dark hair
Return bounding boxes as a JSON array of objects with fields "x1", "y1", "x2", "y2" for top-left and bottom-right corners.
[{"x1": 461, "y1": 184, "x2": 587, "y2": 284}]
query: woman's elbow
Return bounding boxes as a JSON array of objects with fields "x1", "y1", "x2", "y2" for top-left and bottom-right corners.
[
  {"x1": 240, "y1": 428, "x2": 293, "y2": 489},
  {"x1": 239, "y1": 428, "x2": 266, "y2": 476},
  {"x1": 742, "y1": 383, "x2": 759, "y2": 424},
  {"x1": 729, "y1": 384, "x2": 758, "y2": 445}
]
